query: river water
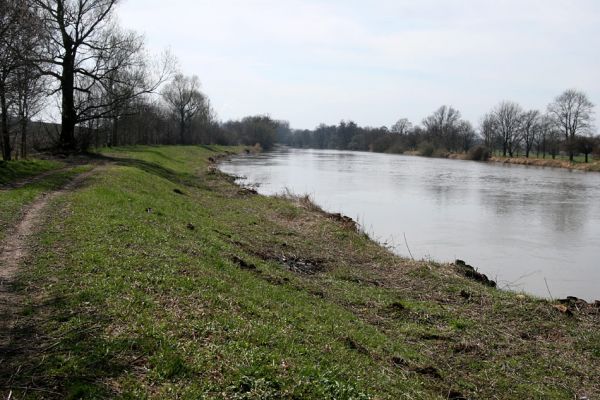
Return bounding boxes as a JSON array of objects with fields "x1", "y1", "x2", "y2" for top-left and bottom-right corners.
[{"x1": 219, "y1": 148, "x2": 600, "y2": 301}]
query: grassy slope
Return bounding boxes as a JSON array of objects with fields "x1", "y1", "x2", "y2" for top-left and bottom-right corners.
[
  {"x1": 0, "y1": 159, "x2": 64, "y2": 185},
  {"x1": 2, "y1": 146, "x2": 598, "y2": 399}
]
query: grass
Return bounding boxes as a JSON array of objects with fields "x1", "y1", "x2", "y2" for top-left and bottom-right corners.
[
  {"x1": 0, "y1": 165, "x2": 85, "y2": 242},
  {"x1": 0, "y1": 159, "x2": 64, "y2": 185},
  {"x1": 1, "y1": 145, "x2": 598, "y2": 399},
  {"x1": 490, "y1": 153, "x2": 600, "y2": 171}
]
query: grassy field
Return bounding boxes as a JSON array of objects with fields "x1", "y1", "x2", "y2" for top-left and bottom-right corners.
[{"x1": 1, "y1": 146, "x2": 598, "y2": 399}]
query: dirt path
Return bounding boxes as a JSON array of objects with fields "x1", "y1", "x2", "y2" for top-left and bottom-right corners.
[{"x1": 0, "y1": 167, "x2": 99, "y2": 347}]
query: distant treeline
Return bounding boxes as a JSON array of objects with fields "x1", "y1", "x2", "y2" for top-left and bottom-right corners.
[{"x1": 279, "y1": 93, "x2": 598, "y2": 163}]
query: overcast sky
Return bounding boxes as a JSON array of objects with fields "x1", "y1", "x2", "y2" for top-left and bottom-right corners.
[{"x1": 119, "y1": 0, "x2": 600, "y2": 130}]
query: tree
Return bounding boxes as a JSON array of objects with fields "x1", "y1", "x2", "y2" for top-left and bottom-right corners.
[
  {"x1": 162, "y1": 74, "x2": 206, "y2": 144},
  {"x1": 391, "y1": 118, "x2": 412, "y2": 135},
  {"x1": 547, "y1": 89, "x2": 595, "y2": 162},
  {"x1": 0, "y1": 0, "x2": 32, "y2": 160},
  {"x1": 492, "y1": 101, "x2": 523, "y2": 157},
  {"x1": 32, "y1": 0, "x2": 171, "y2": 151},
  {"x1": 576, "y1": 133, "x2": 596, "y2": 163},
  {"x1": 422, "y1": 106, "x2": 462, "y2": 151},
  {"x1": 14, "y1": 65, "x2": 46, "y2": 158},
  {"x1": 534, "y1": 114, "x2": 555, "y2": 159},
  {"x1": 457, "y1": 121, "x2": 476, "y2": 152},
  {"x1": 520, "y1": 110, "x2": 540, "y2": 158},
  {"x1": 480, "y1": 113, "x2": 498, "y2": 153}
]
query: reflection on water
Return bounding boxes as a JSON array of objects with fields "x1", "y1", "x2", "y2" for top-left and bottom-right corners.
[{"x1": 219, "y1": 148, "x2": 600, "y2": 300}]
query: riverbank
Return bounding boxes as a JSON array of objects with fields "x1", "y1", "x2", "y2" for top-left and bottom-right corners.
[
  {"x1": 490, "y1": 155, "x2": 600, "y2": 171},
  {"x1": 1, "y1": 146, "x2": 598, "y2": 399},
  {"x1": 398, "y1": 147, "x2": 600, "y2": 171}
]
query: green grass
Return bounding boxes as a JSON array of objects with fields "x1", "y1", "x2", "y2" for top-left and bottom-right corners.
[
  {"x1": 0, "y1": 159, "x2": 64, "y2": 185},
  {"x1": 0, "y1": 167, "x2": 87, "y2": 241},
  {"x1": 2, "y1": 145, "x2": 598, "y2": 399}
]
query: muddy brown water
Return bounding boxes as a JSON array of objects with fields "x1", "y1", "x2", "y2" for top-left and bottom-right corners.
[{"x1": 220, "y1": 148, "x2": 600, "y2": 301}]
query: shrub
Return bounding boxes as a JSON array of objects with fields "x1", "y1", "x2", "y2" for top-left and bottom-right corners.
[
  {"x1": 418, "y1": 142, "x2": 435, "y2": 157},
  {"x1": 467, "y1": 145, "x2": 491, "y2": 161}
]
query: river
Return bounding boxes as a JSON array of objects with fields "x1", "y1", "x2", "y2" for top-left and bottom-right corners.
[{"x1": 219, "y1": 147, "x2": 600, "y2": 301}]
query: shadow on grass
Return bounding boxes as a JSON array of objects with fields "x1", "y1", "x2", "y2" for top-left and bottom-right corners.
[
  {"x1": 0, "y1": 292, "x2": 143, "y2": 399},
  {"x1": 90, "y1": 153, "x2": 211, "y2": 190}
]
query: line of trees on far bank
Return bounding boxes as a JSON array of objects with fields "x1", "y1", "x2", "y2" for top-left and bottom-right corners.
[{"x1": 281, "y1": 89, "x2": 597, "y2": 163}]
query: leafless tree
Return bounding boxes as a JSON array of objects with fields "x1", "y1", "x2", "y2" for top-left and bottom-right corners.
[
  {"x1": 31, "y1": 0, "x2": 172, "y2": 151},
  {"x1": 457, "y1": 120, "x2": 476, "y2": 152},
  {"x1": 492, "y1": 101, "x2": 523, "y2": 157},
  {"x1": 520, "y1": 110, "x2": 540, "y2": 158},
  {"x1": 162, "y1": 74, "x2": 206, "y2": 144},
  {"x1": 1, "y1": 0, "x2": 23, "y2": 160},
  {"x1": 547, "y1": 89, "x2": 595, "y2": 161},
  {"x1": 391, "y1": 118, "x2": 412, "y2": 135},
  {"x1": 422, "y1": 105, "x2": 462, "y2": 151},
  {"x1": 480, "y1": 113, "x2": 497, "y2": 152},
  {"x1": 576, "y1": 132, "x2": 597, "y2": 163},
  {"x1": 14, "y1": 66, "x2": 46, "y2": 158}
]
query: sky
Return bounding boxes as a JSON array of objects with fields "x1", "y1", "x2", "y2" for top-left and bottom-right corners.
[{"x1": 118, "y1": 0, "x2": 600, "y2": 130}]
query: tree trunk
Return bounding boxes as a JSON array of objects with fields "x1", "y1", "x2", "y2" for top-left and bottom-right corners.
[
  {"x1": 0, "y1": 86, "x2": 11, "y2": 161},
  {"x1": 179, "y1": 114, "x2": 185, "y2": 145},
  {"x1": 20, "y1": 117, "x2": 27, "y2": 159},
  {"x1": 110, "y1": 116, "x2": 118, "y2": 147},
  {"x1": 60, "y1": 51, "x2": 77, "y2": 151}
]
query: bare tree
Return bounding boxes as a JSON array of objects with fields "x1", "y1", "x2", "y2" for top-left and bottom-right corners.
[
  {"x1": 520, "y1": 110, "x2": 540, "y2": 158},
  {"x1": 492, "y1": 101, "x2": 523, "y2": 157},
  {"x1": 391, "y1": 118, "x2": 412, "y2": 135},
  {"x1": 14, "y1": 66, "x2": 46, "y2": 158},
  {"x1": 576, "y1": 132, "x2": 597, "y2": 163},
  {"x1": 422, "y1": 105, "x2": 462, "y2": 151},
  {"x1": 547, "y1": 89, "x2": 595, "y2": 161},
  {"x1": 162, "y1": 74, "x2": 206, "y2": 144},
  {"x1": 479, "y1": 113, "x2": 498, "y2": 153},
  {"x1": 534, "y1": 114, "x2": 555, "y2": 159},
  {"x1": 0, "y1": 0, "x2": 23, "y2": 160},
  {"x1": 32, "y1": 0, "x2": 172, "y2": 151},
  {"x1": 457, "y1": 120, "x2": 476, "y2": 152}
]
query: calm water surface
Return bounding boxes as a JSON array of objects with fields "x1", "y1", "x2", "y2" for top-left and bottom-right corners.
[{"x1": 220, "y1": 148, "x2": 600, "y2": 300}]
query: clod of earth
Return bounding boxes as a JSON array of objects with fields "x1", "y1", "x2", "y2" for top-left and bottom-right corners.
[
  {"x1": 237, "y1": 187, "x2": 258, "y2": 196},
  {"x1": 414, "y1": 366, "x2": 442, "y2": 380},
  {"x1": 186, "y1": 223, "x2": 195, "y2": 230},
  {"x1": 552, "y1": 304, "x2": 573, "y2": 316},
  {"x1": 327, "y1": 212, "x2": 358, "y2": 231},
  {"x1": 231, "y1": 255, "x2": 259, "y2": 272},
  {"x1": 448, "y1": 390, "x2": 470, "y2": 400},
  {"x1": 173, "y1": 188, "x2": 185, "y2": 195},
  {"x1": 455, "y1": 260, "x2": 496, "y2": 287},
  {"x1": 280, "y1": 256, "x2": 322, "y2": 274}
]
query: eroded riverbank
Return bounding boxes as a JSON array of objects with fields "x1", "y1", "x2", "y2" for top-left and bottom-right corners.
[{"x1": 220, "y1": 147, "x2": 600, "y2": 301}]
